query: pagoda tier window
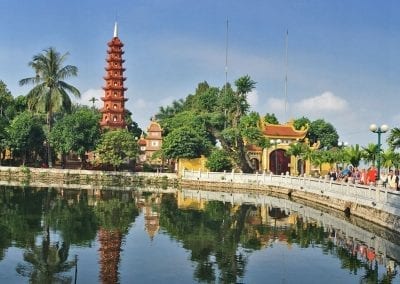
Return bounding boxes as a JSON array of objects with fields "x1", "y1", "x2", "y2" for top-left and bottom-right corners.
[
  {"x1": 113, "y1": 116, "x2": 117, "y2": 122},
  {"x1": 114, "y1": 92, "x2": 117, "y2": 96},
  {"x1": 113, "y1": 104, "x2": 117, "y2": 109}
]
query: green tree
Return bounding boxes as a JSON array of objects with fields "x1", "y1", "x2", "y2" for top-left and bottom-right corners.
[
  {"x1": 286, "y1": 142, "x2": 310, "y2": 175},
  {"x1": 218, "y1": 76, "x2": 259, "y2": 172},
  {"x1": 0, "y1": 81, "x2": 13, "y2": 118},
  {"x1": 156, "y1": 76, "x2": 264, "y2": 172},
  {"x1": 95, "y1": 129, "x2": 138, "y2": 171},
  {"x1": 50, "y1": 106, "x2": 101, "y2": 168},
  {"x1": 7, "y1": 112, "x2": 45, "y2": 165},
  {"x1": 343, "y1": 144, "x2": 363, "y2": 167},
  {"x1": 162, "y1": 126, "x2": 212, "y2": 160},
  {"x1": 0, "y1": 81, "x2": 16, "y2": 162},
  {"x1": 155, "y1": 98, "x2": 185, "y2": 121},
  {"x1": 10, "y1": 95, "x2": 28, "y2": 116},
  {"x1": 293, "y1": 116, "x2": 311, "y2": 130},
  {"x1": 362, "y1": 143, "x2": 379, "y2": 166},
  {"x1": 308, "y1": 119, "x2": 339, "y2": 149},
  {"x1": 205, "y1": 149, "x2": 233, "y2": 172},
  {"x1": 19, "y1": 47, "x2": 81, "y2": 167},
  {"x1": 239, "y1": 112, "x2": 268, "y2": 148},
  {"x1": 308, "y1": 150, "x2": 326, "y2": 175},
  {"x1": 381, "y1": 148, "x2": 400, "y2": 170},
  {"x1": 387, "y1": 127, "x2": 400, "y2": 150},
  {"x1": 264, "y1": 113, "x2": 279, "y2": 124}
]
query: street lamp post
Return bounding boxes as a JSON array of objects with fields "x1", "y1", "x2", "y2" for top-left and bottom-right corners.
[
  {"x1": 369, "y1": 124, "x2": 389, "y2": 181},
  {"x1": 270, "y1": 139, "x2": 282, "y2": 175}
]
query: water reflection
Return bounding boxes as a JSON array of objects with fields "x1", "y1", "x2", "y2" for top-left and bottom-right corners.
[{"x1": 0, "y1": 185, "x2": 399, "y2": 283}]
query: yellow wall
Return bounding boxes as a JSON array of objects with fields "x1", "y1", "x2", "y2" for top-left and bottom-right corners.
[{"x1": 178, "y1": 156, "x2": 208, "y2": 175}]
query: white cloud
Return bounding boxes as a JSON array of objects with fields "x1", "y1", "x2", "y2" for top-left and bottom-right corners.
[
  {"x1": 134, "y1": 98, "x2": 148, "y2": 109},
  {"x1": 247, "y1": 90, "x2": 259, "y2": 108},
  {"x1": 77, "y1": 89, "x2": 103, "y2": 108},
  {"x1": 266, "y1": 97, "x2": 286, "y2": 113},
  {"x1": 293, "y1": 91, "x2": 348, "y2": 113}
]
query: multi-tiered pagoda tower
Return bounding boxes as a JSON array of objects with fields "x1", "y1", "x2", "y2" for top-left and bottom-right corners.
[{"x1": 100, "y1": 22, "x2": 127, "y2": 129}]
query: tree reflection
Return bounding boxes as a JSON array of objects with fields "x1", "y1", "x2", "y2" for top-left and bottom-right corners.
[
  {"x1": 16, "y1": 241, "x2": 76, "y2": 283},
  {"x1": 0, "y1": 186, "x2": 98, "y2": 283},
  {"x1": 12, "y1": 188, "x2": 77, "y2": 283},
  {"x1": 159, "y1": 192, "x2": 399, "y2": 283},
  {"x1": 160, "y1": 195, "x2": 250, "y2": 283}
]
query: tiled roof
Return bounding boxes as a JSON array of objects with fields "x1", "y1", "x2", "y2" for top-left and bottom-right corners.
[{"x1": 262, "y1": 123, "x2": 307, "y2": 139}]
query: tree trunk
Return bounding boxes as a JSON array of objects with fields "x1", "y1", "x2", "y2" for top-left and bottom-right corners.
[
  {"x1": 47, "y1": 111, "x2": 53, "y2": 168},
  {"x1": 61, "y1": 153, "x2": 67, "y2": 169},
  {"x1": 237, "y1": 139, "x2": 253, "y2": 173},
  {"x1": 80, "y1": 153, "x2": 86, "y2": 169}
]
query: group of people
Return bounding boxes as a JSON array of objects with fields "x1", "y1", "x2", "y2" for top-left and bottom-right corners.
[{"x1": 328, "y1": 165, "x2": 400, "y2": 190}]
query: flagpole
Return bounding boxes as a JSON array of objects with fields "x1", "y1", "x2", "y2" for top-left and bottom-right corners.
[{"x1": 284, "y1": 30, "x2": 288, "y2": 123}]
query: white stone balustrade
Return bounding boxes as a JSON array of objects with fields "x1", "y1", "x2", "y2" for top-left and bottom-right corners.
[{"x1": 181, "y1": 169, "x2": 400, "y2": 215}]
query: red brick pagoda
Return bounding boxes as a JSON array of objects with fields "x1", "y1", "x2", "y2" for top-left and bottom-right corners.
[{"x1": 100, "y1": 22, "x2": 127, "y2": 129}]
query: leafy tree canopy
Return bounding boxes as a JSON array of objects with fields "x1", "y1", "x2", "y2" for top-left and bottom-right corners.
[
  {"x1": 7, "y1": 111, "x2": 45, "y2": 165},
  {"x1": 162, "y1": 126, "x2": 212, "y2": 159},
  {"x1": 308, "y1": 119, "x2": 339, "y2": 149},
  {"x1": 205, "y1": 148, "x2": 233, "y2": 172},
  {"x1": 155, "y1": 76, "x2": 259, "y2": 172},
  {"x1": 95, "y1": 129, "x2": 138, "y2": 170},
  {"x1": 50, "y1": 106, "x2": 101, "y2": 167},
  {"x1": 293, "y1": 116, "x2": 311, "y2": 130},
  {"x1": 264, "y1": 113, "x2": 279, "y2": 124}
]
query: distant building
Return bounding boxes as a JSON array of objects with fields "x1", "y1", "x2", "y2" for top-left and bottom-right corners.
[
  {"x1": 179, "y1": 120, "x2": 313, "y2": 175},
  {"x1": 100, "y1": 22, "x2": 128, "y2": 129},
  {"x1": 137, "y1": 119, "x2": 163, "y2": 166},
  {"x1": 260, "y1": 121, "x2": 308, "y2": 175}
]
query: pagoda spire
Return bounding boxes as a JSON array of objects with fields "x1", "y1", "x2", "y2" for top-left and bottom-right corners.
[{"x1": 113, "y1": 22, "x2": 118, "y2": 38}]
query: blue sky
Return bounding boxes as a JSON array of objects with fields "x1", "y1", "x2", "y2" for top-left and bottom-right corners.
[{"x1": 1, "y1": 0, "x2": 399, "y2": 147}]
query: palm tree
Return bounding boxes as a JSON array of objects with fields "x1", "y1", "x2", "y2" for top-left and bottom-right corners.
[
  {"x1": 344, "y1": 144, "x2": 363, "y2": 167},
  {"x1": 309, "y1": 150, "x2": 326, "y2": 175},
  {"x1": 362, "y1": 143, "x2": 379, "y2": 166},
  {"x1": 387, "y1": 127, "x2": 400, "y2": 150},
  {"x1": 19, "y1": 47, "x2": 80, "y2": 167},
  {"x1": 286, "y1": 142, "x2": 309, "y2": 175},
  {"x1": 381, "y1": 149, "x2": 400, "y2": 170}
]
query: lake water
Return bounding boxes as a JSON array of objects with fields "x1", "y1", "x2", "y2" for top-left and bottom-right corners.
[{"x1": 0, "y1": 185, "x2": 399, "y2": 283}]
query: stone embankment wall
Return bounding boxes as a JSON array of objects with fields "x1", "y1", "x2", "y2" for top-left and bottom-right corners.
[
  {"x1": 0, "y1": 166, "x2": 179, "y2": 190},
  {"x1": 180, "y1": 170, "x2": 400, "y2": 233}
]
